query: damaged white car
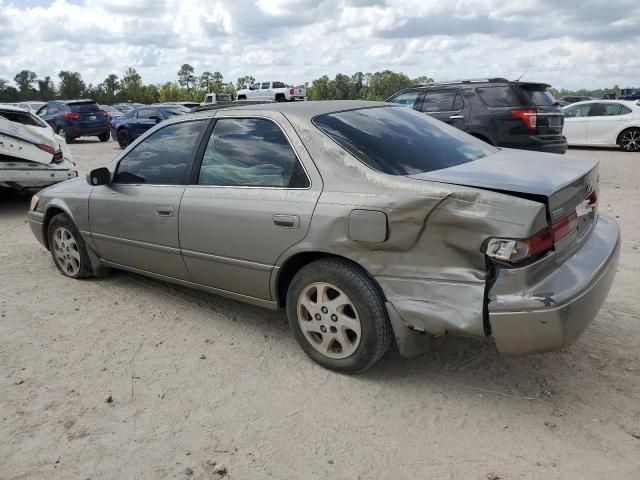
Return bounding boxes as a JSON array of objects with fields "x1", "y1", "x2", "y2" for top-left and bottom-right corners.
[{"x1": 0, "y1": 105, "x2": 77, "y2": 191}]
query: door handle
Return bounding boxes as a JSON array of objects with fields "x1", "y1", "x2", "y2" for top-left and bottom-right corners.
[
  {"x1": 273, "y1": 214, "x2": 300, "y2": 228},
  {"x1": 449, "y1": 115, "x2": 464, "y2": 119},
  {"x1": 156, "y1": 206, "x2": 174, "y2": 217}
]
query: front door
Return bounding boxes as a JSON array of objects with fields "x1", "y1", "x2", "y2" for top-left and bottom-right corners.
[
  {"x1": 132, "y1": 107, "x2": 161, "y2": 138},
  {"x1": 562, "y1": 103, "x2": 592, "y2": 144},
  {"x1": 89, "y1": 119, "x2": 208, "y2": 279},
  {"x1": 179, "y1": 114, "x2": 322, "y2": 300}
]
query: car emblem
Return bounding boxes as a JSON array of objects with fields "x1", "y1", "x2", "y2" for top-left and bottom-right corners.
[{"x1": 585, "y1": 178, "x2": 594, "y2": 194}]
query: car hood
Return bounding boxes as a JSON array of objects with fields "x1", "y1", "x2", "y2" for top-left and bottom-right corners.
[{"x1": 408, "y1": 148, "x2": 598, "y2": 197}]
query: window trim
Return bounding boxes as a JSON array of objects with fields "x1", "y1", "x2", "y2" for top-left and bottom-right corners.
[
  {"x1": 187, "y1": 115, "x2": 312, "y2": 191},
  {"x1": 112, "y1": 118, "x2": 211, "y2": 187}
]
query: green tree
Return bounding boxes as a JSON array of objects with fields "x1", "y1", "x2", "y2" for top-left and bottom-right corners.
[
  {"x1": 57, "y1": 71, "x2": 85, "y2": 99},
  {"x1": 37, "y1": 76, "x2": 56, "y2": 100},
  {"x1": 177, "y1": 64, "x2": 195, "y2": 91},
  {"x1": 200, "y1": 71, "x2": 213, "y2": 92},
  {"x1": 121, "y1": 68, "x2": 142, "y2": 101},
  {"x1": 102, "y1": 74, "x2": 120, "y2": 103},
  {"x1": 14, "y1": 70, "x2": 38, "y2": 98},
  {"x1": 236, "y1": 75, "x2": 255, "y2": 89}
]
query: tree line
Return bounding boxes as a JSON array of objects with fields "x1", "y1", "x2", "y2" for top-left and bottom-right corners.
[{"x1": 1, "y1": 64, "x2": 633, "y2": 105}]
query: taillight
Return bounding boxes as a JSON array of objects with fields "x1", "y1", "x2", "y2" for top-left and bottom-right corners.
[
  {"x1": 289, "y1": 88, "x2": 295, "y2": 94},
  {"x1": 511, "y1": 108, "x2": 537, "y2": 130},
  {"x1": 63, "y1": 112, "x2": 80, "y2": 119},
  {"x1": 51, "y1": 150, "x2": 64, "y2": 163},
  {"x1": 36, "y1": 143, "x2": 56, "y2": 154},
  {"x1": 485, "y1": 207, "x2": 583, "y2": 265}
]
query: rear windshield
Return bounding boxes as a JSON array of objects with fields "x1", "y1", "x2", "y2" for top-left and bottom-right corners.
[
  {"x1": 0, "y1": 109, "x2": 47, "y2": 127},
  {"x1": 313, "y1": 106, "x2": 496, "y2": 175},
  {"x1": 519, "y1": 87, "x2": 556, "y2": 106},
  {"x1": 69, "y1": 102, "x2": 100, "y2": 113}
]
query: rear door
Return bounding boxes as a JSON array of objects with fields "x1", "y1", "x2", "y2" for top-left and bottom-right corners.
[
  {"x1": 562, "y1": 103, "x2": 592, "y2": 144},
  {"x1": 89, "y1": 119, "x2": 208, "y2": 279},
  {"x1": 179, "y1": 113, "x2": 322, "y2": 300},
  {"x1": 586, "y1": 102, "x2": 632, "y2": 145},
  {"x1": 417, "y1": 89, "x2": 467, "y2": 130}
]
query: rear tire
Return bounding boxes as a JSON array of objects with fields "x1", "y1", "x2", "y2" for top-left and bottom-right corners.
[
  {"x1": 116, "y1": 129, "x2": 130, "y2": 149},
  {"x1": 237, "y1": 95, "x2": 246, "y2": 100},
  {"x1": 619, "y1": 127, "x2": 640, "y2": 152},
  {"x1": 286, "y1": 258, "x2": 392, "y2": 373},
  {"x1": 47, "y1": 213, "x2": 93, "y2": 279},
  {"x1": 98, "y1": 132, "x2": 109, "y2": 142},
  {"x1": 275, "y1": 93, "x2": 286, "y2": 102}
]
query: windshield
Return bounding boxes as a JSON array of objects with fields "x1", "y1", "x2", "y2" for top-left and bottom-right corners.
[{"x1": 314, "y1": 106, "x2": 496, "y2": 175}]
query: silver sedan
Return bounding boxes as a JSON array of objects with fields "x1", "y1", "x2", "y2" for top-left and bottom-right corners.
[{"x1": 27, "y1": 101, "x2": 620, "y2": 372}]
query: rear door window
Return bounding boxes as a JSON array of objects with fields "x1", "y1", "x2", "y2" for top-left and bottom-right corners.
[
  {"x1": 314, "y1": 106, "x2": 496, "y2": 175},
  {"x1": 136, "y1": 108, "x2": 160, "y2": 119},
  {"x1": 589, "y1": 103, "x2": 624, "y2": 116},
  {"x1": 114, "y1": 120, "x2": 206, "y2": 185},
  {"x1": 261, "y1": 82, "x2": 271, "y2": 89},
  {"x1": 197, "y1": 118, "x2": 309, "y2": 188},
  {"x1": 476, "y1": 86, "x2": 521, "y2": 107},
  {"x1": 419, "y1": 90, "x2": 460, "y2": 112}
]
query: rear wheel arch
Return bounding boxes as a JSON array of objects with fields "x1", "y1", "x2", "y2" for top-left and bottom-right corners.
[{"x1": 275, "y1": 251, "x2": 386, "y2": 308}]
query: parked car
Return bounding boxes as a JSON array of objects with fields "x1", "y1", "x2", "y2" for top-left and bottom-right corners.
[
  {"x1": 620, "y1": 91, "x2": 640, "y2": 101},
  {"x1": 236, "y1": 81, "x2": 306, "y2": 101},
  {"x1": 561, "y1": 96, "x2": 593, "y2": 104},
  {"x1": 0, "y1": 105, "x2": 76, "y2": 191},
  {"x1": 36, "y1": 100, "x2": 110, "y2": 143},
  {"x1": 27, "y1": 101, "x2": 619, "y2": 373},
  {"x1": 17, "y1": 101, "x2": 46, "y2": 114},
  {"x1": 563, "y1": 100, "x2": 640, "y2": 151},
  {"x1": 110, "y1": 104, "x2": 189, "y2": 148},
  {"x1": 386, "y1": 78, "x2": 567, "y2": 154},
  {"x1": 201, "y1": 93, "x2": 233, "y2": 105},
  {"x1": 99, "y1": 105, "x2": 123, "y2": 122}
]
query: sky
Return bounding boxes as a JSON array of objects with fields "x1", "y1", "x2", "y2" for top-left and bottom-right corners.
[{"x1": 1, "y1": 0, "x2": 639, "y2": 90}]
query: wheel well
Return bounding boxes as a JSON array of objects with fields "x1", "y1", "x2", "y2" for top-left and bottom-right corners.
[
  {"x1": 276, "y1": 252, "x2": 386, "y2": 308},
  {"x1": 42, "y1": 206, "x2": 66, "y2": 250},
  {"x1": 617, "y1": 126, "x2": 639, "y2": 145},
  {"x1": 275, "y1": 93, "x2": 286, "y2": 101},
  {"x1": 468, "y1": 132, "x2": 494, "y2": 145}
]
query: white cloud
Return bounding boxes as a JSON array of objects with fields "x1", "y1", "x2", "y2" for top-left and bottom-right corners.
[{"x1": 0, "y1": 0, "x2": 639, "y2": 89}]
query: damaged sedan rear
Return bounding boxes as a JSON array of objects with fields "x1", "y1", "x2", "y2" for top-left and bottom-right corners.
[
  {"x1": 1, "y1": 105, "x2": 76, "y2": 191},
  {"x1": 27, "y1": 101, "x2": 619, "y2": 373}
]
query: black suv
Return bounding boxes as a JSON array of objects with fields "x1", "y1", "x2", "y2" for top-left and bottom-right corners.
[{"x1": 386, "y1": 78, "x2": 567, "y2": 154}]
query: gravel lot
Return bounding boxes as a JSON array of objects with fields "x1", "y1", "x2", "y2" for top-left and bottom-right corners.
[{"x1": 1, "y1": 138, "x2": 639, "y2": 479}]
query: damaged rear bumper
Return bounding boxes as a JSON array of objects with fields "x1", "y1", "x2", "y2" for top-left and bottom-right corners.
[
  {"x1": 0, "y1": 168, "x2": 78, "y2": 189},
  {"x1": 488, "y1": 214, "x2": 620, "y2": 355}
]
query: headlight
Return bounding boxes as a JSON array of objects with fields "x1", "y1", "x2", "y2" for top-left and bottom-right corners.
[{"x1": 30, "y1": 195, "x2": 39, "y2": 211}]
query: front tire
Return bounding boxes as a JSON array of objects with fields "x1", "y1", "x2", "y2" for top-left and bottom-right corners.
[
  {"x1": 47, "y1": 213, "x2": 93, "y2": 279},
  {"x1": 619, "y1": 127, "x2": 640, "y2": 152},
  {"x1": 98, "y1": 132, "x2": 109, "y2": 142},
  {"x1": 116, "y1": 129, "x2": 130, "y2": 149},
  {"x1": 286, "y1": 258, "x2": 392, "y2": 373}
]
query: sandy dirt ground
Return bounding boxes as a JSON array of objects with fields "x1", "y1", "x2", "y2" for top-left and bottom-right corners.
[{"x1": 1, "y1": 139, "x2": 639, "y2": 480}]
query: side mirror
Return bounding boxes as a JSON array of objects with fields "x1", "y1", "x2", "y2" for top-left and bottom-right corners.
[{"x1": 88, "y1": 167, "x2": 111, "y2": 186}]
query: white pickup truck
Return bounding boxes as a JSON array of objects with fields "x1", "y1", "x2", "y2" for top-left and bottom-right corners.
[
  {"x1": 201, "y1": 92, "x2": 233, "y2": 105},
  {"x1": 236, "y1": 81, "x2": 307, "y2": 102}
]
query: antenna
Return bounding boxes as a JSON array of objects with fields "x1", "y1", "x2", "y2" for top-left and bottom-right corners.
[{"x1": 516, "y1": 71, "x2": 527, "y2": 81}]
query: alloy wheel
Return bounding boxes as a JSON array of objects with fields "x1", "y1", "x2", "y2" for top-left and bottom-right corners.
[
  {"x1": 621, "y1": 130, "x2": 640, "y2": 151},
  {"x1": 297, "y1": 282, "x2": 362, "y2": 359},
  {"x1": 52, "y1": 226, "x2": 81, "y2": 276}
]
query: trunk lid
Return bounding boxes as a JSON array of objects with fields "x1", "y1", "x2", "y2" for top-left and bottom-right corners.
[{"x1": 410, "y1": 148, "x2": 599, "y2": 253}]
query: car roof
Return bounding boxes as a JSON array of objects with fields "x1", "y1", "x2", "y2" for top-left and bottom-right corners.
[{"x1": 564, "y1": 99, "x2": 640, "y2": 108}]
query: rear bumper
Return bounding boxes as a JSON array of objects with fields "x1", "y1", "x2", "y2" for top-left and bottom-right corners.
[
  {"x1": 63, "y1": 125, "x2": 110, "y2": 137},
  {"x1": 489, "y1": 214, "x2": 620, "y2": 355},
  {"x1": 502, "y1": 135, "x2": 568, "y2": 154},
  {"x1": 0, "y1": 168, "x2": 77, "y2": 189}
]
